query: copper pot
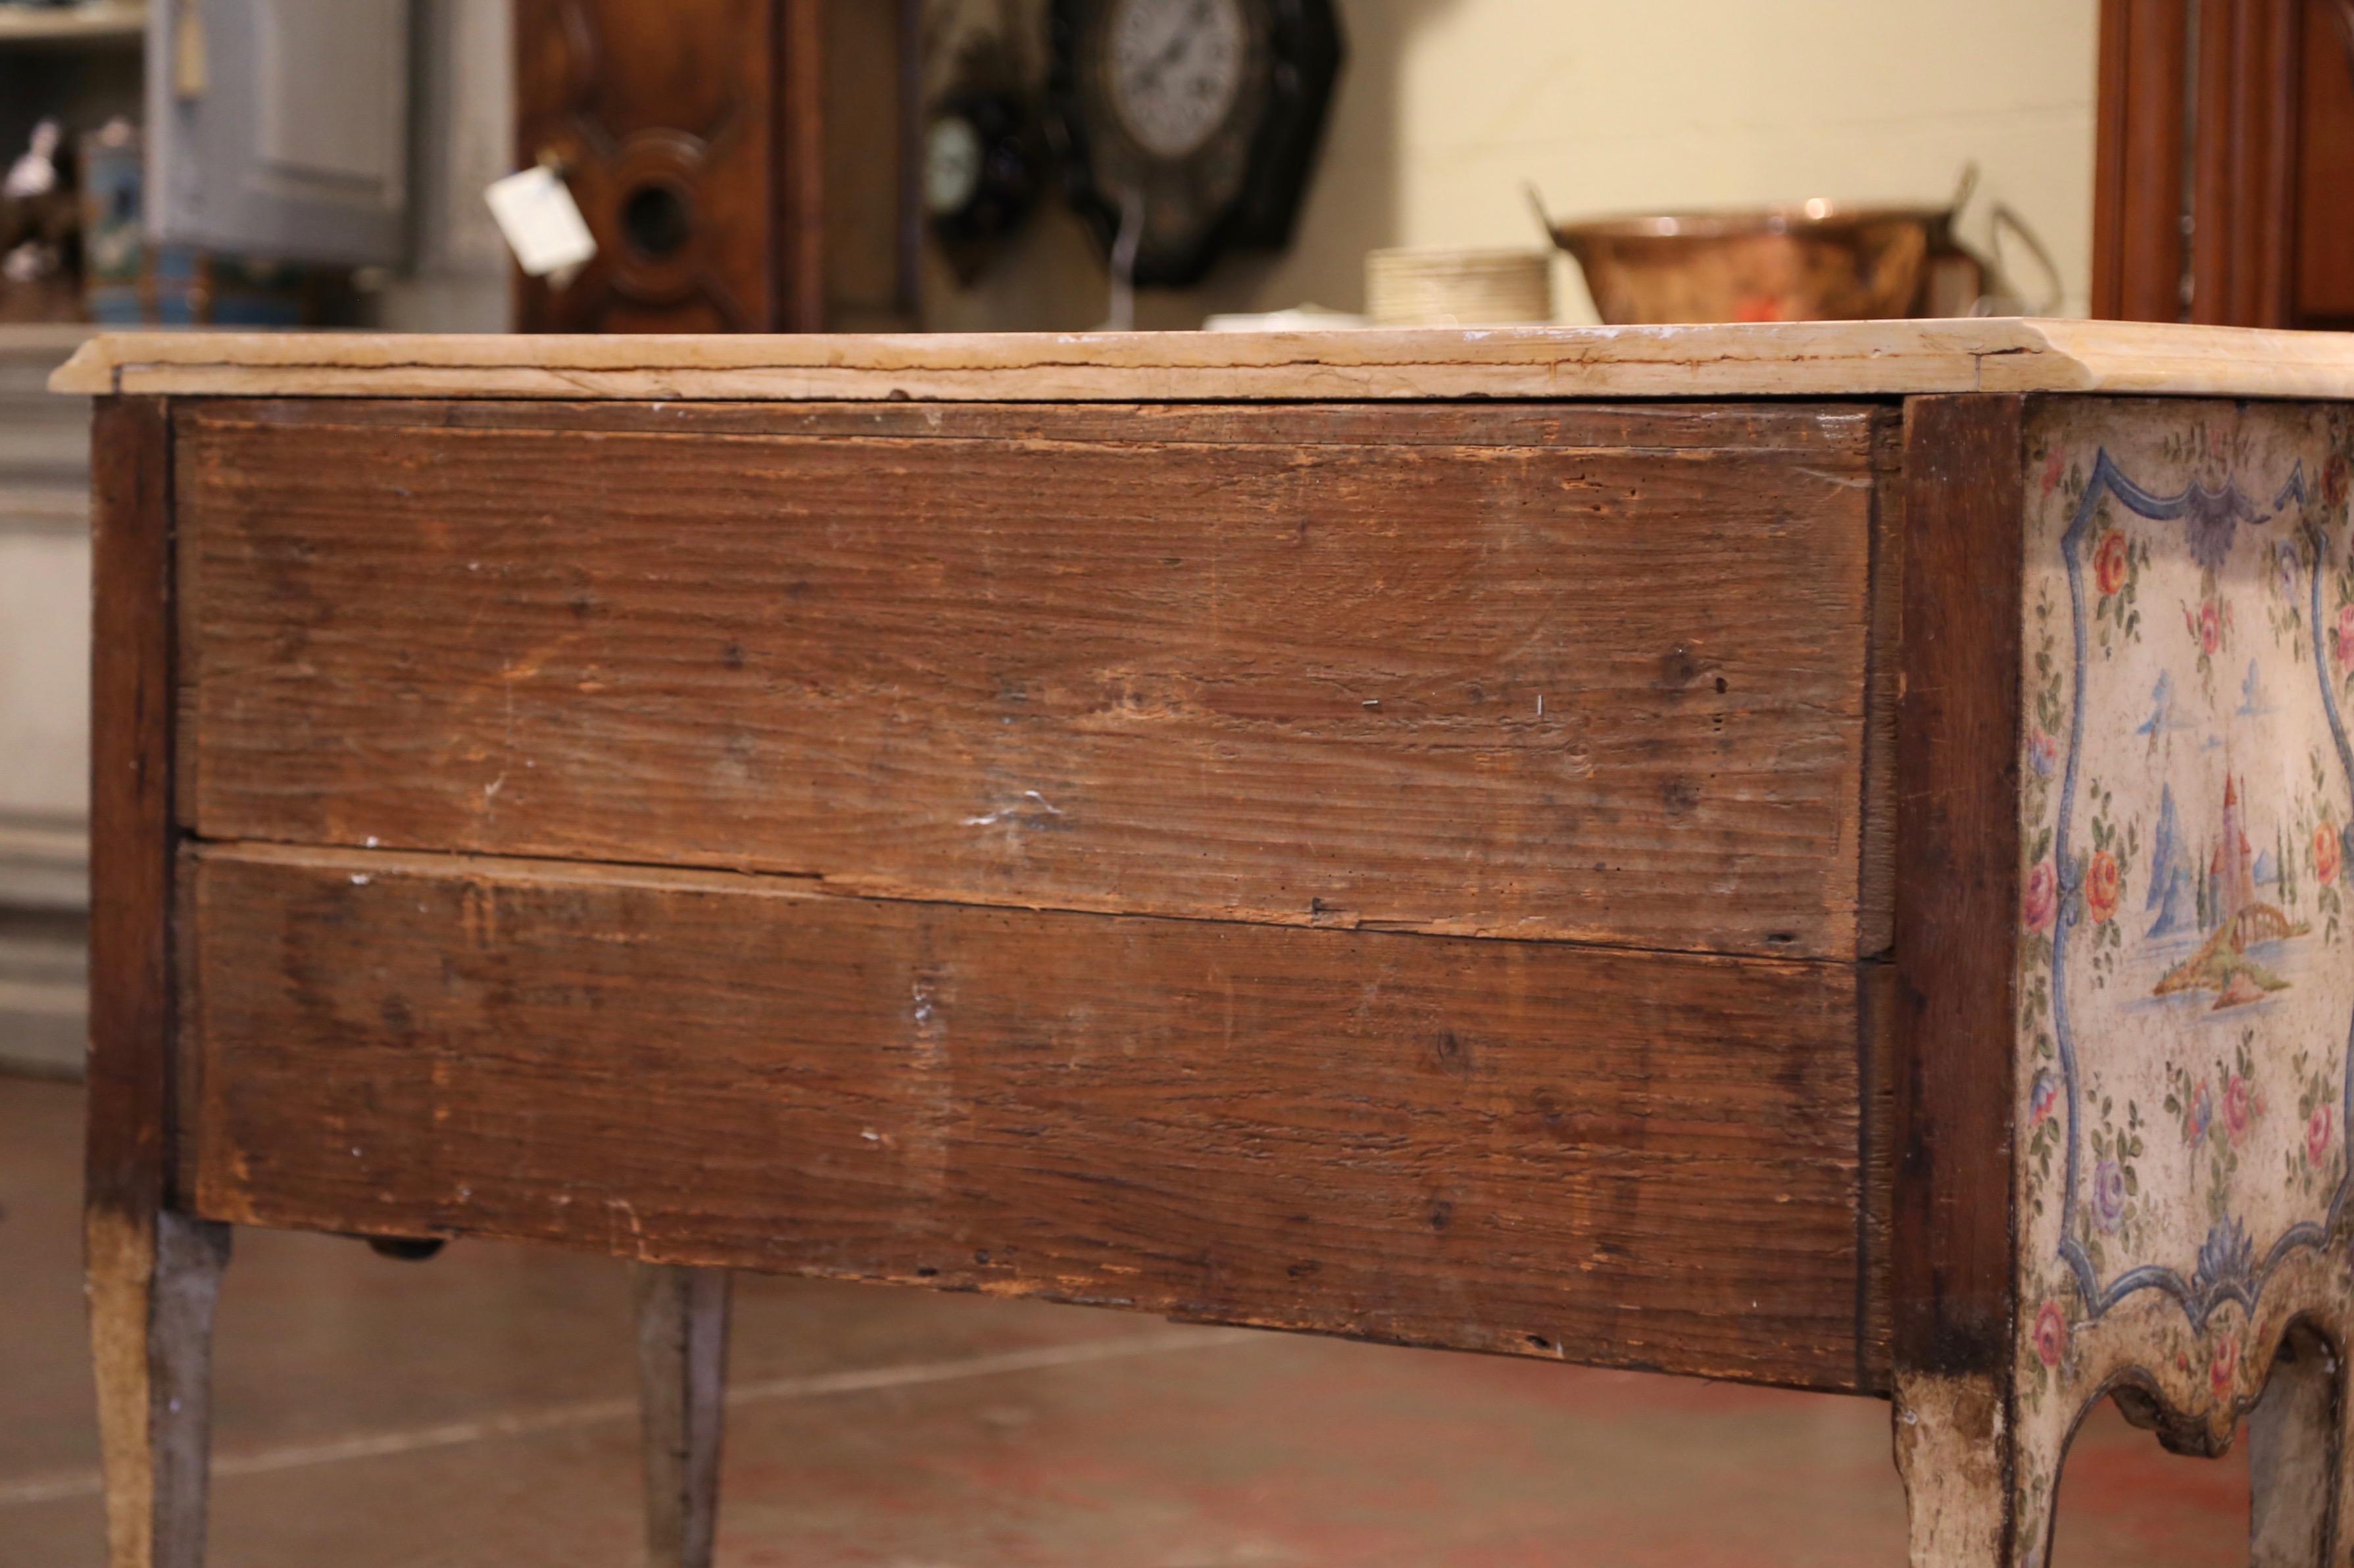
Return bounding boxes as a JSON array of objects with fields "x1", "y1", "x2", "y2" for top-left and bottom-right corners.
[{"x1": 1531, "y1": 189, "x2": 1940, "y2": 325}]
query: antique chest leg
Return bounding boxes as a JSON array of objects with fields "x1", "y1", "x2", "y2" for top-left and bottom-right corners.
[
  {"x1": 1900, "y1": 393, "x2": 2354, "y2": 1563},
  {"x1": 633, "y1": 1263, "x2": 732, "y2": 1568},
  {"x1": 87, "y1": 1213, "x2": 232, "y2": 1568},
  {"x1": 86, "y1": 393, "x2": 235, "y2": 1568},
  {"x1": 1894, "y1": 395, "x2": 2055, "y2": 1565},
  {"x1": 2248, "y1": 1327, "x2": 2342, "y2": 1564},
  {"x1": 1890, "y1": 1366, "x2": 2049, "y2": 1565}
]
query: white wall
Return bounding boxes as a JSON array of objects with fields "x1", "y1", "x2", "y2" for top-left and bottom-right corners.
[
  {"x1": 1390, "y1": 0, "x2": 2100, "y2": 321},
  {"x1": 927, "y1": 0, "x2": 2103, "y2": 329},
  {"x1": 0, "y1": 535, "x2": 87, "y2": 824},
  {"x1": 386, "y1": 0, "x2": 2097, "y2": 332}
]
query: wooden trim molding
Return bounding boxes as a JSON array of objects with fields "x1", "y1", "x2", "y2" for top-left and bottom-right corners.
[
  {"x1": 1890, "y1": 395, "x2": 2030, "y2": 1561},
  {"x1": 2094, "y1": 0, "x2": 2192, "y2": 322},
  {"x1": 2189, "y1": 0, "x2": 2301, "y2": 326},
  {"x1": 86, "y1": 395, "x2": 177, "y2": 1232},
  {"x1": 777, "y1": 0, "x2": 826, "y2": 332},
  {"x1": 1891, "y1": 395, "x2": 2028, "y2": 1381},
  {"x1": 2095, "y1": 0, "x2": 2307, "y2": 327},
  {"x1": 86, "y1": 395, "x2": 239, "y2": 1568}
]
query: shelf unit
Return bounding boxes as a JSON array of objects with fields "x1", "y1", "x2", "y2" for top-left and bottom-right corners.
[{"x1": 0, "y1": 2, "x2": 144, "y2": 47}]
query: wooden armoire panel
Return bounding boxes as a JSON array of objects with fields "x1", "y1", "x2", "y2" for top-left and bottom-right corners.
[
  {"x1": 2094, "y1": 0, "x2": 2354, "y2": 328},
  {"x1": 2295, "y1": 3, "x2": 2354, "y2": 326},
  {"x1": 512, "y1": 0, "x2": 823, "y2": 332}
]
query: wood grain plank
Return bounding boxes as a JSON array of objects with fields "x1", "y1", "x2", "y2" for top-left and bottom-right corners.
[
  {"x1": 1890, "y1": 395, "x2": 2026, "y2": 1377},
  {"x1": 174, "y1": 403, "x2": 1878, "y2": 959},
  {"x1": 181, "y1": 841, "x2": 1886, "y2": 1393}
]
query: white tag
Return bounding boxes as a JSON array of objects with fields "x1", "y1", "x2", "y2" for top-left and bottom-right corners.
[{"x1": 484, "y1": 166, "x2": 595, "y2": 278}]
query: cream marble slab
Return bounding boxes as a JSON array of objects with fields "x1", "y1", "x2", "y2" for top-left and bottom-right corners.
[{"x1": 49, "y1": 318, "x2": 2354, "y2": 403}]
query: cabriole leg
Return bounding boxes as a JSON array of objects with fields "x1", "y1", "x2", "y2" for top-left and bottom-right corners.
[
  {"x1": 87, "y1": 1210, "x2": 232, "y2": 1568},
  {"x1": 633, "y1": 1263, "x2": 732, "y2": 1568},
  {"x1": 1898, "y1": 397, "x2": 2354, "y2": 1568},
  {"x1": 1894, "y1": 1369, "x2": 2070, "y2": 1567},
  {"x1": 2250, "y1": 1327, "x2": 2345, "y2": 1567}
]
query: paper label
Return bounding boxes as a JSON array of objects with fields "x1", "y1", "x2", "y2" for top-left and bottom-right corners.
[{"x1": 483, "y1": 166, "x2": 595, "y2": 278}]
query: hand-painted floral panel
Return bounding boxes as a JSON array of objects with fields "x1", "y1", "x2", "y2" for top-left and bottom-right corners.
[{"x1": 2011, "y1": 400, "x2": 2354, "y2": 1544}]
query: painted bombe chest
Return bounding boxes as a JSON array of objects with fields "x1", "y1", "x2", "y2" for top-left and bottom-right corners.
[{"x1": 55, "y1": 319, "x2": 2354, "y2": 1566}]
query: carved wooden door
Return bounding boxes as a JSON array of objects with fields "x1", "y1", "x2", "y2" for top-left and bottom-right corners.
[
  {"x1": 2095, "y1": 0, "x2": 2354, "y2": 328},
  {"x1": 512, "y1": 0, "x2": 824, "y2": 333}
]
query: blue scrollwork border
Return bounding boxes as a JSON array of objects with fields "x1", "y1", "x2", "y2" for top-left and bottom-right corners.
[{"x1": 2052, "y1": 451, "x2": 2349, "y2": 1329}]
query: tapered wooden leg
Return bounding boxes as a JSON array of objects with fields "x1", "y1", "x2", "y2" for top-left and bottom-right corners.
[
  {"x1": 2250, "y1": 1329, "x2": 2345, "y2": 1567},
  {"x1": 87, "y1": 1209, "x2": 232, "y2": 1568},
  {"x1": 1894, "y1": 1371, "x2": 1998, "y2": 1566},
  {"x1": 1883, "y1": 1365, "x2": 2015, "y2": 1563},
  {"x1": 1897, "y1": 1360, "x2": 2126, "y2": 1568},
  {"x1": 633, "y1": 1263, "x2": 731, "y2": 1568}
]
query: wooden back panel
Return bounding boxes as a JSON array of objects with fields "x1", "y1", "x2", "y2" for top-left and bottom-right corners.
[
  {"x1": 182, "y1": 841, "x2": 1888, "y2": 1390},
  {"x1": 163, "y1": 396, "x2": 1898, "y2": 1391},
  {"x1": 173, "y1": 399, "x2": 1888, "y2": 960}
]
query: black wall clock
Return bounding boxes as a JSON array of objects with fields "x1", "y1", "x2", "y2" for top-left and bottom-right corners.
[
  {"x1": 1048, "y1": 0, "x2": 1342, "y2": 288},
  {"x1": 925, "y1": 86, "x2": 1048, "y2": 285}
]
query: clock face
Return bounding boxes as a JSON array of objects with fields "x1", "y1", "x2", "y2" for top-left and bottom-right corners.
[
  {"x1": 1050, "y1": 0, "x2": 1340, "y2": 287},
  {"x1": 1107, "y1": 0, "x2": 1248, "y2": 159}
]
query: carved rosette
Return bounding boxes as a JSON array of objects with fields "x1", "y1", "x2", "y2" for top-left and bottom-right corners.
[{"x1": 2013, "y1": 399, "x2": 2354, "y2": 1548}]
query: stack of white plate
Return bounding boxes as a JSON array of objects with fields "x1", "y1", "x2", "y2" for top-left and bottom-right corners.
[{"x1": 1364, "y1": 247, "x2": 1554, "y2": 326}]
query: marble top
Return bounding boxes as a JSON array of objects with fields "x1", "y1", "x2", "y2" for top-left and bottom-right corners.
[{"x1": 49, "y1": 318, "x2": 2354, "y2": 404}]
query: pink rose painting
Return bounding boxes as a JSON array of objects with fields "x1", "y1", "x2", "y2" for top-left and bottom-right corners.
[
  {"x1": 2310, "y1": 1104, "x2": 2335, "y2": 1167},
  {"x1": 2034, "y1": 1300, "x2": 2068, "y2": 1368},
  {"x1": 2224, "y1": 1073, "x2": 2255, "y2": 1143},
  {"x1": 2193, "y1": 599, "x2": 2224, "y2": 656},
  {"x1": 2211, "y1": 1335, "x2": 2240, "y2": 1398},
  {"x1": 2023, "y1": 860, "x2": 2057, "y2": 932},
  {"x1": 2184, "y1": 1081, "x2": 2215, "y2": 1145}
]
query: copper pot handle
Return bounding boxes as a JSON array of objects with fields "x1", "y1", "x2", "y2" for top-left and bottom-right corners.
[
  {"x1": 1989, "y1": 201, "x2": 2065, "y2": 316},
  {"x1": 1524, "y1": 182, "x2": 1559, "y2": 244},
  {"x1": 1945, "y1": 162, "x2": 1980, "y2": 226}
]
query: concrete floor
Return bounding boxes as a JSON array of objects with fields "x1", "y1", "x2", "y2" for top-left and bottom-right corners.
[{"x1": 0, "y1": 1075, "x2": 2251, "y2": 1566}]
